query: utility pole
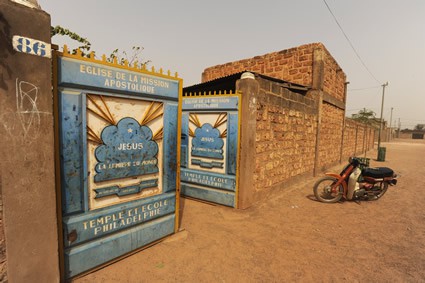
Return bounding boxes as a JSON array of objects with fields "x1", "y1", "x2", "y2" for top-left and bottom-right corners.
[
  {"x1": 377, "y1": 82, "x2": 388, "y2": 160},
  {"x1": 389, "y1": 107, "x2": 393, "y2": 141}
]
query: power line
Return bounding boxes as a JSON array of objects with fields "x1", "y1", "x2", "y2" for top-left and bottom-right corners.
[
  {"x1": 348, "y1": 86, "x2": 380, "y2": 92},
  {"x1": 322, "y1": 0, "x2": 381, "y2": 85},
  {"x1": 346, "y1": 108, "x2": 376, "y2": 112}
]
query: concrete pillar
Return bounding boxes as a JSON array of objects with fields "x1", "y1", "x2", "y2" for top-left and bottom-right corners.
[
  {"x1": 236, "y1": 73, "x2": 259, "y2": 209},
  {"x1": 0, "y1": 1, "x2": 59, "y2": 282},
  {"x1": 310, "y1": 48, "x2": 325, "y2": 175},
  {"x1": 340, "y1": 81, "x2": 349, "y2": 163},
  {"x1": 312, "y1": 91, "x2": 323, "y2": 176},
  {"x1": 312, "y1": 48, "x2": 325, "y2": 91}
]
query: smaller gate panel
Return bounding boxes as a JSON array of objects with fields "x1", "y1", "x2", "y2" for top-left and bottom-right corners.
[{"x1": 181, "y1": 94, "x2": 240, "y2": 207}]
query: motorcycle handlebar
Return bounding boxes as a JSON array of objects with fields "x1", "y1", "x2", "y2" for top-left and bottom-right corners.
[{"x1": 350, "y1": 157, "x2": 368, "y2": 167}]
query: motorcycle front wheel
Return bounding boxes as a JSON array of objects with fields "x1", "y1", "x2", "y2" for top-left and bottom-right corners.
[{"x1": 313, "y1": 177, "x2": 343, "y2": 203}]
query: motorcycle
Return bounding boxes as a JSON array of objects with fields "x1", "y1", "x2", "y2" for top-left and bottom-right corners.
[{"x1": 313, "y1": 157, "x2": 397, "y2": 203}]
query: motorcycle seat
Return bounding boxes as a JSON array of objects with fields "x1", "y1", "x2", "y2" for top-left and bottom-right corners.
[{"x1": 362, "y1": 167, "x2": 394, "y2": 179}]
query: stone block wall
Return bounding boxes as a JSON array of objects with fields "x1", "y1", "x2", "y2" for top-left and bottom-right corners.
[
  {"x1": 341, "y1": 119, "x2": 376, "y2": 162},
  {"x1": 254, "y1": 77, "x2": 317, "y2": 193},
  {"x1": 363, "y1": 127, "x2": 374, "y2": 152},
  {"x1": 318, "y1": 103, "x2": 344, "y2": 170},
  {"x1": 367, "y1": 128, "x2": 375, "y2": 150},
  {"x1": 342, "y1": 119, "x2": 358, "y2": 158},
  {"x1": 235, "y1": 74, "x2": 376, "y2": 204},
  {"x1": 323, "y1": 51, "x2": 346, "y2": 102},
  {"x1": 356, "y1": 123, "x2": 366, "y2": 153}
]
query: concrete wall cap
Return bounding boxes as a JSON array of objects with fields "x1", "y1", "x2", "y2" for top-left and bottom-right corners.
[
  {"x1": 10, "y1": 0, "x2": 40, "y2": 9},
  {"x1": 240, "y1": 72, "x2": 255, "y2": 80}
]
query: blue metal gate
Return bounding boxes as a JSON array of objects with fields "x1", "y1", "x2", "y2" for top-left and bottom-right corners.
[
  {"x1": 180, "y1": 92, "x2": 241, "y2": 207},
  {"x1": 54, "y1": 48, "x2": 181, "y2": 278}
]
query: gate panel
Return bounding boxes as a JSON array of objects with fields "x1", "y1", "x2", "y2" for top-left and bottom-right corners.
[
  {"x1": 181, "y1": 93, "x2": 241, "y2": 207},
  {"x1": 54, "y1": 49, "x2": 181, "y2": 278}
]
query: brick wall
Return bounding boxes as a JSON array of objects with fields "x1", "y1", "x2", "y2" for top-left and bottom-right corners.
[
  {"x1": 237, "y1": 76, "x2": 376, "y2": 199},
  {"x1": 203, "y1": 43, "x2": 346, "y2": 101},
  {"x1": 323, "y1": 51, "x2": 346, "y2": 101},
  {"x1": 364, "y1": 126, "x2": 375, "y2": 152},
  {"x1": 342, "y1": 119, "x2": 357, "y2": 158},
  {"x1": 356, "y1": 123, "x2": 366, "y2": 153},
  {"x1": 341, "y1": 119, "x2": 376, "y2": 162},
  {"x1": 253, "y1": 77, "x2": 317, "y2": 193},
  {"x1": 318, "y1": 103, "x2": 344, "y2": 170}
]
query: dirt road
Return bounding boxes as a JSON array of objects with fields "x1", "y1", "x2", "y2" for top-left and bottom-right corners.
[{"x1": 75, "y1": 139, "x2": 425, "y2": 282}]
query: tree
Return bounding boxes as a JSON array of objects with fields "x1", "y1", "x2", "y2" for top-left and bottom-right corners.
[
  {"x1": 351, "y1": 108, "x2": 377, "y2": 125},
  {"x1": 414, "y1": 124, "x2": 425, "y2": 131}
]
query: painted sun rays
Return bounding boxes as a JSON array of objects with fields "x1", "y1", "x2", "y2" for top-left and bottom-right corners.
[
  {"x1": 189, "y1": 112, "x2": 227, "y2": 138},
  {"x1": 86, "y1": 94, "x2": 164, "y2": 144}
]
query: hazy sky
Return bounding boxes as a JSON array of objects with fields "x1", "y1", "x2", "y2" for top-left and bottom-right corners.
[{"x1": 38, "y1": 0, "x2": 424, "y2": 129}]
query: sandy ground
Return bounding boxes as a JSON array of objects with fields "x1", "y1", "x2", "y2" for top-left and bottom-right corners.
[{"x1": 75, "y1": 139, "x2": 425, "y2": 282}]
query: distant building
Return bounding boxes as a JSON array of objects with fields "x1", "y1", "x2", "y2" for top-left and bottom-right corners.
[{"x1": 399, "y1": 129, "x2": 425, "y2": 139}]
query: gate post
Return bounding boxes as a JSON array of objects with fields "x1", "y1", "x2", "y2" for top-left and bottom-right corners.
[
  {"x1": 0, "y1": 1, "x2": 59, "y2": 282},
  {"x1": 236, "y1": 73, "x2": 259, "y2": 209}
]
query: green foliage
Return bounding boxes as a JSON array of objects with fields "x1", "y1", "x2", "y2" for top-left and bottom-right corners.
[
  {"x1": 351, "y1": 108, "x2": 376, "y2": 125},
  {"x1": 51, "y1": 25, "x2": 91, "y2": 56}
]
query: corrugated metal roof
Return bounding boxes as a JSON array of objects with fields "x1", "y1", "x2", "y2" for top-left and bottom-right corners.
[{"x1": 183, "y1": 71, "x2": 309, "y2": 95}]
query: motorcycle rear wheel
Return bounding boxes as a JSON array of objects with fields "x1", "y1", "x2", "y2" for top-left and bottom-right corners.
[
  {"x1": 313, "y1": 177, "x2": 343, "y2": 203},
  {"x1": 368, "y1": 182, "x2": 389, "y2": 200}
]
